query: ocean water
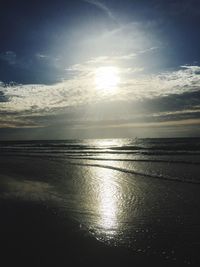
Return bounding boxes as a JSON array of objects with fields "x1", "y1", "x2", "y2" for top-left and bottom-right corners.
[{"x1": 1, "y1": 138, "x2": 200, "y2": 265}]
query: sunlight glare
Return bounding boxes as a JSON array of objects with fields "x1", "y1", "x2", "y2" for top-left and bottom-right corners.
[{"x1": 95, "y1": 66, "x2": 120, "y2": 91}]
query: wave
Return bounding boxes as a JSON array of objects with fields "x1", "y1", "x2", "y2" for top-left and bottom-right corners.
[
  {"x1": 66, "y1": 161, "x2": 200, "y2": 185},
  {"x1": 1, "y1": 148, "x2": 200, "y2": 156},
  {"x1": 1, "y1": 152, "x2": 200, "y2": 166},
  {"x1": 66, "y1": 156, "x2": 200, "y2": 165},
  {"x1": 1, "y1": 138, "x2": 200, "y2": 154},
  {"x1": 1, "y1": 139, "x2": 200, "y2": 186}
]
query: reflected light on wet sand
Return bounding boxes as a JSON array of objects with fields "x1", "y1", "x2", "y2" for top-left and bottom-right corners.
[
  {"x1": 94, "y1": 167, "x2": 119, "y2": 231},
  {"x1": 69, "y1": 139, "x2": 139, "y2": 242}
]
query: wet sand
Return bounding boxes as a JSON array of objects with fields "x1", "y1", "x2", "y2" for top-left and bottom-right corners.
[
  {"x1": 0, "y1": 197, "x2": 192, "y2": 267},
  {"x1": 1, "y1": 152, "x2": 200, "y2": 266}
]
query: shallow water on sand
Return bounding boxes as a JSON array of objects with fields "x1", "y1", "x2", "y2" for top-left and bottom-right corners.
[{"x1": 1, "y1": 138, "x2": 200, "y2": 265}]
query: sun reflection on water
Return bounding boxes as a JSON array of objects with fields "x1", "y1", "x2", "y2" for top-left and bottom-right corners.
[{"x1": 89, "y1": 138, "x2": 124, "y2": 149}]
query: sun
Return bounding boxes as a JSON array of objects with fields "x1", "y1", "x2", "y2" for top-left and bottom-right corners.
[{"x1": 95, "y1": 66, "x2": 120, "y2": 91}]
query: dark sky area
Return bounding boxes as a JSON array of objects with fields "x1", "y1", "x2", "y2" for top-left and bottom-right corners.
[{"x1": 0, "y1": 0, "x2": 200, "y2": 139}]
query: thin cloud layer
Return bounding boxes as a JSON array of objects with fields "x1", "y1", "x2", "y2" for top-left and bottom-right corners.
[{"x1": 84, "y1": 0, "x2": 116, "y2": 21}]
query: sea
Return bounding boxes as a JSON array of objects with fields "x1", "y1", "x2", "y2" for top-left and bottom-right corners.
[{"x1": 0, "y1": 138, "x2": 200, "y2": 266}]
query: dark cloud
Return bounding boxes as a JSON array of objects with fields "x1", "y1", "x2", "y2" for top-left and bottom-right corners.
[
  {"x1": 0, "y1": 91, "x2": 9, "y2": 102},
  {"x1": 142, "y1": 90, "x2": 200, "y2": 113}
]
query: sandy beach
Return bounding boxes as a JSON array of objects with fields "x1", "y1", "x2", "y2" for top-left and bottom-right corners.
[{"x1": 0, "y1": 139, "x2": 200, "y2": 267}]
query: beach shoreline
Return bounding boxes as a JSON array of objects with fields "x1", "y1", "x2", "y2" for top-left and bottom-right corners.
[{"x1": 0, "y1": 138, "x2": 200, "y2": 266}]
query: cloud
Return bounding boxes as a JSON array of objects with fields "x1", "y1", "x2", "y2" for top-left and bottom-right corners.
[
  {"x1": 83, "y1": 0, "x2": 116, "y2": 21},
  {"x1": 1, "y1": 64, "x2": 200, "y2": 112},
  {"x1": 0, "y1": 51, "x2": 16, "y2": 65},
  {"x1": 35, "y1": 53, "x2": 49, "y2": 60},
  {"x1": 0, "y1": 82, "x2": 10, "y2": 103},
  {"x1": 0, "y1": 59, "x2": 200, "y2": 131},
  {"x1": 73, "y1": 118, "x2": 200, "y2": 131}
]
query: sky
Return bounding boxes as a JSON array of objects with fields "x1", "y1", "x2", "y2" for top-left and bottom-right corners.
[{"x1": 0, "y1": 0, "x2": 200, "y2": 139}]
